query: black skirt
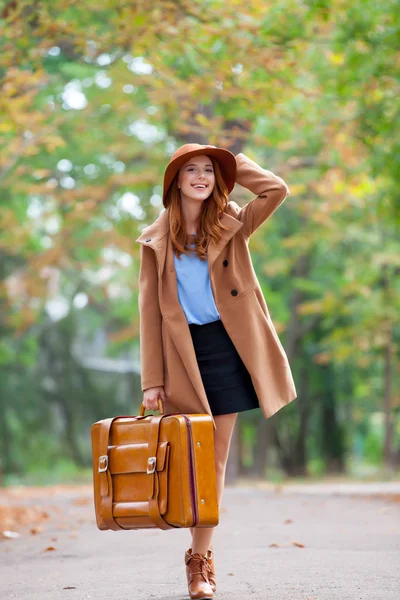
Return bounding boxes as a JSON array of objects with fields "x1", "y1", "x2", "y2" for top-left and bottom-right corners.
[{"x1": 188, "y1": 318, "x2": 260, "y2": 416}]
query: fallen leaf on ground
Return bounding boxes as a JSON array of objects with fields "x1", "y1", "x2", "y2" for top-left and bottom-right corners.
[
  {"x1": 72, "y1": 497, "x2": 91, "y2": 506},
  {"x1": 43, "y1": 546, "x2": 56, "y2": 552},
  {"x1": 1, "y1": 530, "x2": 21, "y2": 539},
  {"x1": 0, "y1": 484, "x2": 92, "y2": 501},
  {"x1": 0, "y1": 505, "x2": 50, "y2": 533},
  {"x1": 284, "y1": 519, "x2": 293, "y2": 524},
  {"x1": 292, "y1": 541, "x2": 305, "y2": 548},
  {"x1": 30, "y1": 527, "x2": 44, "y2": 535},
  {"x1": 269, "y1": 543, "x2": 280, "y2": 547},
  {"x1": 366, "y1": 493, "x2": 400, "y2": 504},
  {"x1": 63, "y1": 587, "x2": 76, "y2": 590}
]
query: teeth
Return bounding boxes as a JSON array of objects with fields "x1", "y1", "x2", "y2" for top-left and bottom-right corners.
[{"x1": 193, "y1": 185, "x2": 206, "y2": 189}]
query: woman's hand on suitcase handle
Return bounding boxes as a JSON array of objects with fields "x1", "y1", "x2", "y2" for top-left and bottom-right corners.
[{"x1": 143, "y1": 386, "x2": 166, "y2": 411}]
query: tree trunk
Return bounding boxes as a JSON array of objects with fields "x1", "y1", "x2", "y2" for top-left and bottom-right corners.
[
  {"x1": 293, "y1": 365, "x2": 309, "y2": 475},
  {"x1": 320, "y1": 365, "x2": 345, "y2": 474},
  {"x1": 383, "y1": 326, "x2": 393, "y2": 469},
  {"x1": 0, "y1": 392, "x2": 12, "y2": 479},
  {"x1": 381, "y1": 264, "x2": 394, "y2": 470},
  {"x1": 270, "y1": 363, "x2": 310, "y2": 477},
  {"x1": 59, "y1": 398, "x2": 86, "y2": 467},
  {"x1": 248, "y1": 418, "x2": 271, "y2": 478}
]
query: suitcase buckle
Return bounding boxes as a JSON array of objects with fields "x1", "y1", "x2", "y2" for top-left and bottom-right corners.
[
  {"x1": 98, "y1": 455, "x2": 108, "y2": 473},
  {"x1": 147, "y1": 457, "x2": 157, "y2": 474}
]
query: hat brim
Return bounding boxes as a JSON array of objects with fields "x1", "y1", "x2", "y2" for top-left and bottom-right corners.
[{"x1": 162, "y1": 147, "x2": 237, "y2": 206}]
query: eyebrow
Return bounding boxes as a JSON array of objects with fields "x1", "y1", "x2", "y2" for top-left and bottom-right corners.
[{"x1": 185, "y1": 163, "x2": 213, "y2": 167}]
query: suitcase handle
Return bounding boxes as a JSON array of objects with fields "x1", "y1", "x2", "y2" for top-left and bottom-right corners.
[{"x1": 139, "y1": 399, "x2": 164, "y2": 416}]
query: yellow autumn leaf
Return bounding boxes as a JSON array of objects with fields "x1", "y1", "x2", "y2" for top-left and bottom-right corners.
[
  {"x1": 288, "y1": 183, "x2": 306, "y2": 195},
  {"x1": 194, "y1": 113, "x2": 211, "y2": 127},
  {"x1": 350, "y1": 179, "x2": 376, "y2": 197},
  {"x1": 44, "y1": 136, "x2": 66, "y2": 151},
  {"x1": 297, "y1": 300, "x2": 324, "y2": 315},
  {"x1": 329, "y1": 52, "x2": 345, "y2": 65},
  {"x1": 33, "y1": 169, "x2": 52, "y2": 179},
  {"x1": 0, "y1": 122, "x2": 14, "y2": 132},
  {"x1": 333, "y1": 181, "x2": 346, "y2": 193}
]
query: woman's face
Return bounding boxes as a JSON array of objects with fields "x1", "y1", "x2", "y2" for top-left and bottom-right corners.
[{"x1": 177, "y1": 155, "x2": 215, "y2": 203}]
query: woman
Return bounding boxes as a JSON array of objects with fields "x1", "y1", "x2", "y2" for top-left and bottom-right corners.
[{"x1": 136, "y1": 143, "x2": 297, "y2": 599}]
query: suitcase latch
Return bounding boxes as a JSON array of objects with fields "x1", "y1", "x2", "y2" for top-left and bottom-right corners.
[
  {"x1": 98, "y1": 455, "x2": 108, "y2": 473},
  {"x1": 147, "y1": 456, "x2": 157, "y2": 474}
]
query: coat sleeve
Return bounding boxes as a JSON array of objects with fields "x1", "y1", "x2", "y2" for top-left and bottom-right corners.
[
  {"x1": 138, "y1": 243, "x2": 164, "y2": 391},
  {"x1": 233, "y1": 152, "x2": 290, "y2": 237}
]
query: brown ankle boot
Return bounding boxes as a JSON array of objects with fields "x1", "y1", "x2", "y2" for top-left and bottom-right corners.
[
  {"x1": 205, "y1": 549, "x2": 216, "y2": 592},
  {"x1": 185, "y1": 548, "x2": 214, "y2": 599}
]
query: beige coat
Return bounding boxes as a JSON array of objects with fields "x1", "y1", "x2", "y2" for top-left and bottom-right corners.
[{"x1": 136, "y1": 153, "x2": 297, "y2": 429}]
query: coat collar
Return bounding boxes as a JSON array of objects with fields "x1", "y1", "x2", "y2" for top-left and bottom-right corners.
[{"x1": 135, "y1": 206, "x2": 244, "y2": 275}]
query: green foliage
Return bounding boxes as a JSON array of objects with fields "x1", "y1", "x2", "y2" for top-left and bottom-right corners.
[
  {"x1": 307, "y1": 457, "x2": 327, "y2": 478},
  {"x1": 0, "y1": 0, "x2": 399, "y2": 479},
  {"x1": 363, "y1": 432, "x2": 384, "y2": 465}
]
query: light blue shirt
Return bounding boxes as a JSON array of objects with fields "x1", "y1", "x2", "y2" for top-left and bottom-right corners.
[{"x1": 173, "y1": 242, "x2": 220, "y2": 325}]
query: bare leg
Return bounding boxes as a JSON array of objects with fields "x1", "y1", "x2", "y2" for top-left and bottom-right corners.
[{"x1": 190, "y1": 412, "x2": 238, "y2": 555}]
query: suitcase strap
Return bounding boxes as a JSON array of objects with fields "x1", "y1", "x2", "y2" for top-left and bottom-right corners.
[
  {"x1": 97, "y1": 415, "x2": 173, "y2": 531},
  {"x1": 147, "y1": 416, "x2": 174, "y2": 530}
]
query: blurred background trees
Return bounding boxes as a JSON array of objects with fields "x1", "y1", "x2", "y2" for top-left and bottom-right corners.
[{"x1": 1, "y1": 0, "x2": 399, "y2": 484}]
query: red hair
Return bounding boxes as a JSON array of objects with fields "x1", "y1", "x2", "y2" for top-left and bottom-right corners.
[{"x1": 165, "y1": 156, "x2": 230, "y2": 260}]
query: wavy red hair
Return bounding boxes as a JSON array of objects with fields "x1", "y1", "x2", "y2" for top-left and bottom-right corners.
[{"x1": 165, "y1": 156, "x2": 231, "y2": 261}]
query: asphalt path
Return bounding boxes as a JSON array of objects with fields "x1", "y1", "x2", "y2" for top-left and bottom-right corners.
[{"x1": 1, "y1": 481, "x2": 399, "y2": 600}]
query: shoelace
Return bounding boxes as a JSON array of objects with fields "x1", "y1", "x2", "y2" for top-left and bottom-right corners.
[
  {"x1": 206, "y1": 560, "x2": 215, "y2": 577},
  {"x1": 187, "y1": 554, "x2": 209, "y2": 582}
]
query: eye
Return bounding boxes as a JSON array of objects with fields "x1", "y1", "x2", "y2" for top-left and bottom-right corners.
[{"x1": 186, "y1": 166, "x2": 213, "y2": 172}]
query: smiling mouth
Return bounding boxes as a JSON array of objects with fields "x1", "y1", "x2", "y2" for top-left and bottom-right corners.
[{"x1": 192, "y1": 185, "x2": 208, "y2": 190}]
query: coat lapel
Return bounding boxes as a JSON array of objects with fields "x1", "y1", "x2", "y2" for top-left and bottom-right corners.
[
  {"x1": 207, "y1": 211, "x2": 244, "y2": 270},
  {"x1": 136, "y1": 208, "x2": 244, "y2": 275},
  {"x1": 136, "y1": 209, "x2": 170, "y2": 277}
]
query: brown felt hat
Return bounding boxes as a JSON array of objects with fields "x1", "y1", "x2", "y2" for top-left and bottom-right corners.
[{"x1": 162, "y1": 143, "x2": 237, "y2": 207}]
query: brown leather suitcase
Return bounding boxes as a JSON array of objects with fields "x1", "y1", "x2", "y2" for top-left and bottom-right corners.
[{"x1": 91, "y1": 402, "x2": 219, "y2": 531}]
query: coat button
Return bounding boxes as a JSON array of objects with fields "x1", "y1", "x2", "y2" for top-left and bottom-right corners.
[
  {"x1": 231, "y1": 289, "x2": 238, "y2": 296},
  {"x1": 145, "y1": 238, "x2": 151, "y2": 242},
  {"x1": 223, "y1": 259, "x2": 228, "y2": 267}
]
